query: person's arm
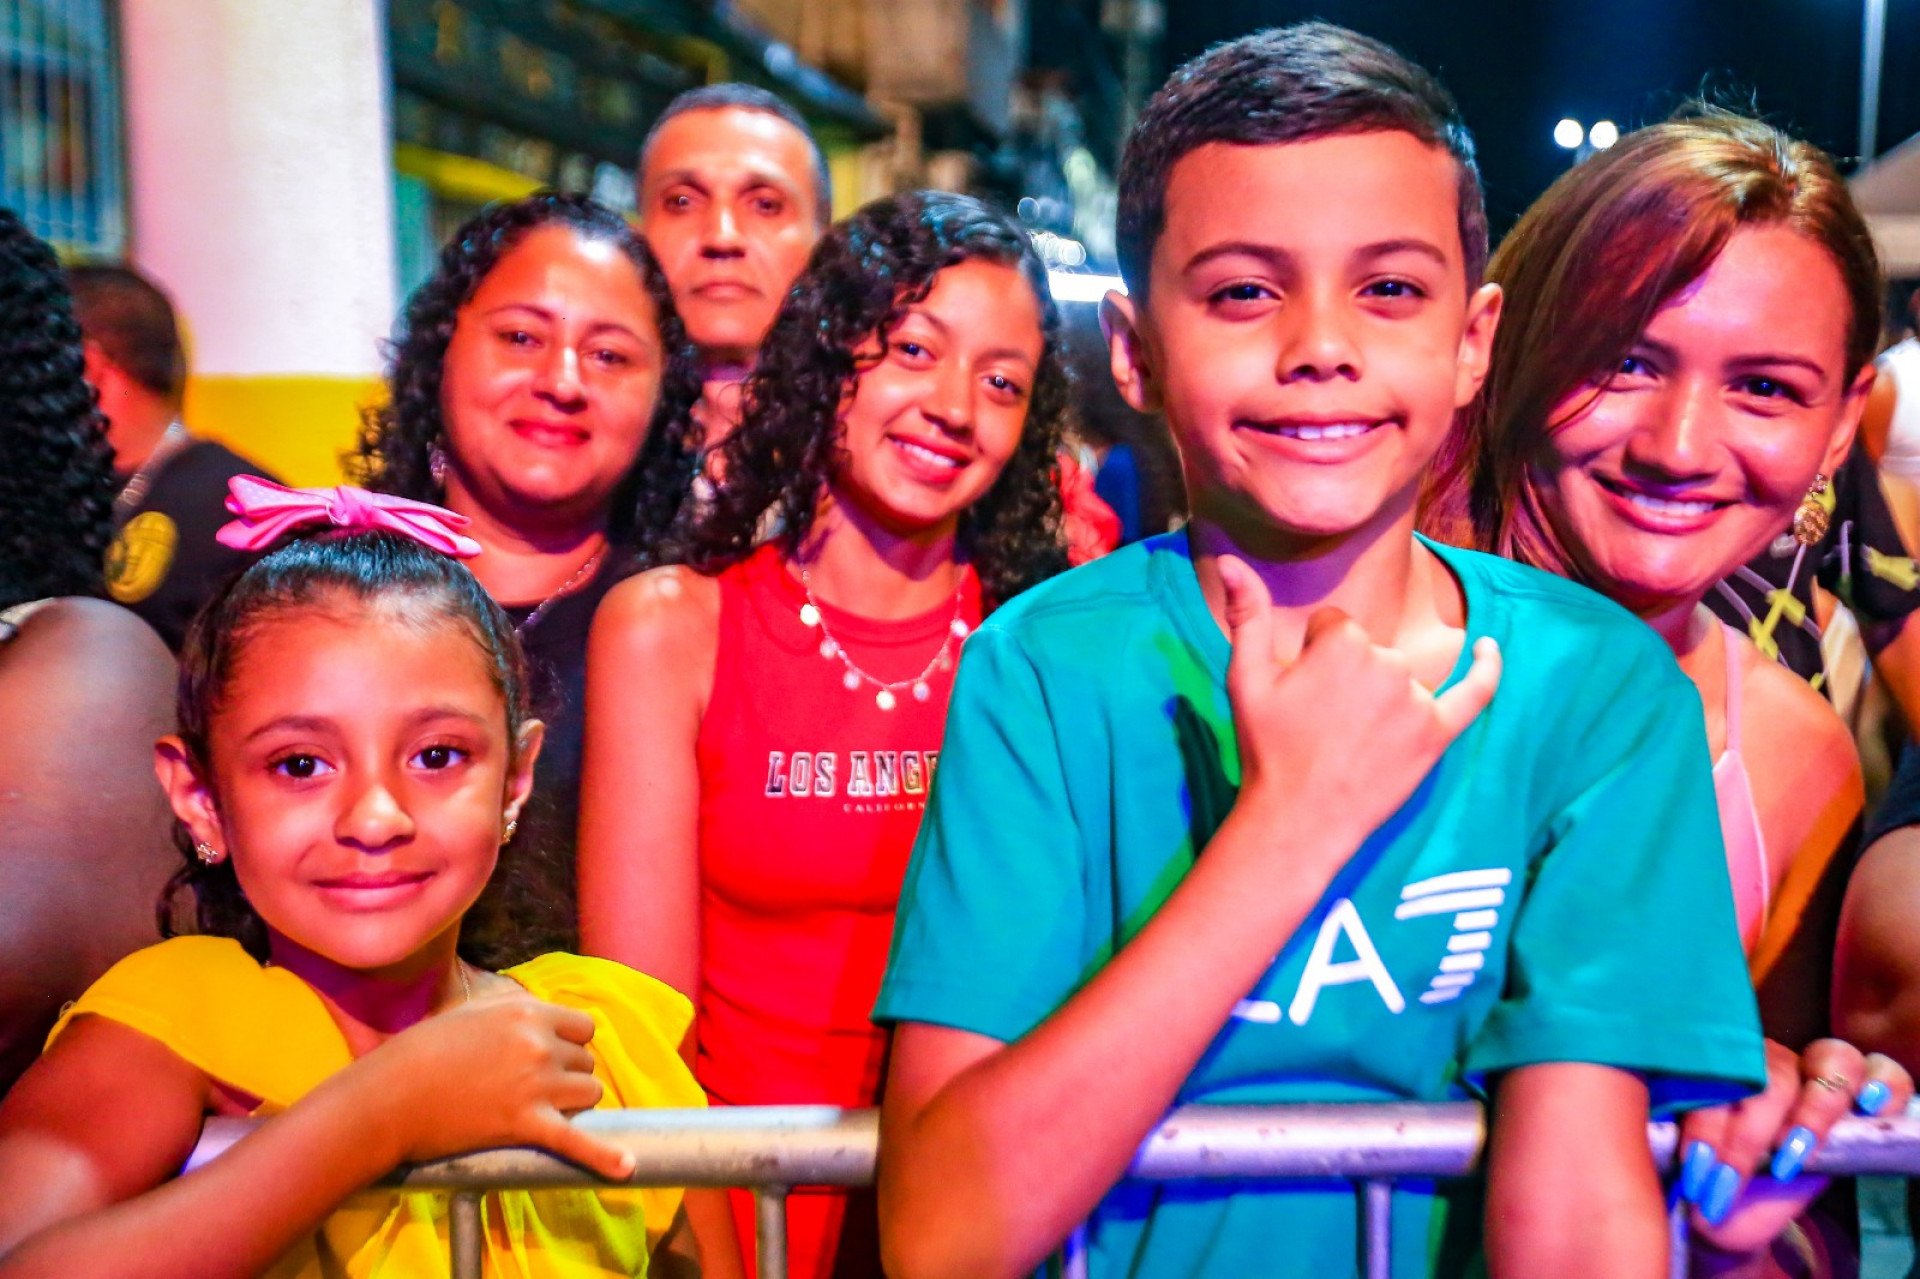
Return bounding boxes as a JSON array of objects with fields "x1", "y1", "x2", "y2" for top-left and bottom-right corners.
[
  {"x1": 576, "y1": 567, "x2": 719, "y2": 997},
  {"x1": 878, "y1": 560, "x2": 1501, "y2": 1279},
  {"x1": 1484, "y1": 1064, "x2": 1664, "y2": 1279},
  {"x1": 1834, "y1": 826, "x2": 1920, "y2": 1070},
  {"x1": 0, "y1": 599, "x2": 175, "y2": 1091},
  {"x1": 0, "y1": 998, "x2": 634, "y2": 1279},
  {"x1": 1741, "y1": 659, "x2": 1865, "y2": 1050},
  {"x1": 576, "y1": 569, "x2": 743, "y2": 1279}
]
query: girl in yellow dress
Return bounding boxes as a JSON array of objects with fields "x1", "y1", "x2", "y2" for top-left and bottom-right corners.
[{"x1": 0, "y1": 481, "x2": 708, "y2": 1278}]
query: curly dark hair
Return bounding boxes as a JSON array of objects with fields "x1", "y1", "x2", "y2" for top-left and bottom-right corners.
[
  {"x1": 0, "y1": 209, "x2": 116, "y2": 611},
  {"x1": 350, "y1": 191, "x2": 703, "y2": 562},
  {"x1": 683, "y1": 190, "x2": 1071, "y2": 605},
  {"x1": 159, "y1": 529, "x2": 540, "y2": 970}
]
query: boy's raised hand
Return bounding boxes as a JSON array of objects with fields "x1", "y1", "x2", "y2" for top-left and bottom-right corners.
[
  {"x1": 354, "y1": 996, "x2": 638, "y2": 1183},
  {"x1": 1220, "y1": 555, "x2": 1501, "y2": 858}
]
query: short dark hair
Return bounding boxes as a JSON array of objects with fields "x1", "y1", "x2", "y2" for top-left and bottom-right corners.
[
  {"x1": 639, "y1": 82, "x2": 832, "y2": 223},
  {"x1": 1115, "y1": 22, "x2": 1488, "y2": 297},
  {"x1": 66, "y1": 263, "x2": 188, "y2": 403}
]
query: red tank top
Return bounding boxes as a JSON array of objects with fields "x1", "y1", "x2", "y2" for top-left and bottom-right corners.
[{"x1": 694, "y1": 543, "x2": 983, "y2": 1108}]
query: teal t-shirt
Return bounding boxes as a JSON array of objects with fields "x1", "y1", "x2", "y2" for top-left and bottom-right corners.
[{"x1": 873, "y1": 531, "x2": 1768, "y2": 1278}]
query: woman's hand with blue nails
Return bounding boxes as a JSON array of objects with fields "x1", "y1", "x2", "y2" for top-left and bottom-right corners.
[{"x1": 1679, "y1": 1039, "x2": 1913, "y2": 1260}]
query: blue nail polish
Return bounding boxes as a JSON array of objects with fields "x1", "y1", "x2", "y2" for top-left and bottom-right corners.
[
  {"x1": 1771, "y1": 1126, "x2": 1817, "y2": 1184},
  {"x1": 1701, "y1": 1163, "x2": 1742, "y2": 1225},
  {"x1": 1680, "y1": 1141, "x2": 1716, "y2": 1201},
  {"x1": 1859, "y1": 1080, "x2": 1893, "y2": 1116}
]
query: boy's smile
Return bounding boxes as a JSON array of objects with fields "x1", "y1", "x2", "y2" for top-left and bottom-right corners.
[{"x1": 1106, "y1": 130, "x2": 1500, "y2": 557}]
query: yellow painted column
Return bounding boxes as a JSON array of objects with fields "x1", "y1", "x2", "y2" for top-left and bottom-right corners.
[{"x1": 118, "y1": 0, "x2": 395, "y2": 484}]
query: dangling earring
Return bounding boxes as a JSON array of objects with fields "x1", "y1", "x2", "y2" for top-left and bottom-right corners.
[
  {"x1": 1792, "y1": 473, "x2": 1832, "y2": 546},
  {"x1": 194, "y1": 841, "x2": 224, "y2": 866},
  {"x1": 501, "y1": 817, "x2": 518, "y2": 846},
  {"x1": 428, "y1": 441, "x2": 450, "y2": 488}
]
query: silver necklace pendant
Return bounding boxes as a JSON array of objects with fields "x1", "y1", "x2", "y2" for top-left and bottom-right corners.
[
  {"x1": 843, "y1": 670, "x2": 863, "y2": 691},
  {"x1": 800, "y1": 603, "x2": 821, "y2": 627},
  {"x1": 819, "y1": 637, "x2": 838, "y2": 659},
  {"x1": 875, "y1": 688, "x2": 897, "y2": 711},
  {"x1": 912, "y1": 680, "x2": 932, "y2": 702}
]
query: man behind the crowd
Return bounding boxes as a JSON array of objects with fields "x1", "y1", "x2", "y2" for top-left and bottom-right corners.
[
  {"x1": 67, "y1": 265, "x2": 277, "y2": 651},
  {"x1": 635, "y1": 83, "x2": 829, "y2": 455}
]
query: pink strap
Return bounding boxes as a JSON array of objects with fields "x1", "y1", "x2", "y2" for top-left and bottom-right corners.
[{"x1": 214, "y1": 476, "x2": 483, "y2": 558}]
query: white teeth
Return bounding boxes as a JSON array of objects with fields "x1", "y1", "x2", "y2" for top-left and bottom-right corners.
[
  {"x1": 894, "y1": 439, "x2": 962, "y2": 469},
  {"x1": 1626, "y1": 492, "x2": 1714, "y2": 517},
  {"x1": 1277, "y1": 421, "x2": 1374, "y2": 441}
]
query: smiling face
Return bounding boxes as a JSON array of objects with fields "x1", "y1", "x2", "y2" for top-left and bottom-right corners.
[
  {"x1": 1530, "y1": 224, "x2": 1869, "y2": 618},
  {"x1": 1106, "y1": 131, "x2": 1500, "y2": 556},
  {"x1": 639, "y1": 106, "x2": 822, "y2": 367},
  {"x1": 438, "y1": 223, "x2": 665, "y2": 534},
  {"x1": 173, "y1": 600, "x2": 536, "y2": 975},
  {"x1": 828, "y1": 257, "x2": 1044, "y2": 540}
]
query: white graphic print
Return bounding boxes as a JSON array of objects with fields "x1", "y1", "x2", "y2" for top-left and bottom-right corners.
[
  {"x1": 1231, "y1": 897, "x2": 1404, "y2": 1025},
  {"x1": 1395, "y1": 868, "x2": 1510, "y2": 1004},
  {"x1": 1227, "y1": 867, "x2": 1512, "y2": 1025}
]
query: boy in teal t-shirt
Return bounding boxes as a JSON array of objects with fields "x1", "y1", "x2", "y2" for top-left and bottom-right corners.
[{"x1": 872, "y1": 22, "x2": 1767, "y2": 1279}]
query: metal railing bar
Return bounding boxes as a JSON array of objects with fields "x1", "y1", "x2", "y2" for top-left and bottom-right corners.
[
  {"x1": 450, "y1": 1190, "x2": 482, "y2": 1279},
  {"x1": 185, "y1": 1104, "x2": 1920, "y2": 1188},
  {"x1": 755, "y1": 1186, "x2": 788, "y2": 1279},
  {"x1": 1362, "y1": 1178, "x2": 1392, "y2": 1279}
]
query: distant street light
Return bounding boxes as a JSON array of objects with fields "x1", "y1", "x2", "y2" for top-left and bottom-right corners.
[
  {"x1": 1554, "y1": 119, "x2": 1585, "y2": 150},
  {"x1": 1589, "y1": 120, "x2": 1619, "y2": 150}
]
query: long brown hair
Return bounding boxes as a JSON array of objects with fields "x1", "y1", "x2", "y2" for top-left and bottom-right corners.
[{"x1": 1426, "y1": 107, "x2": 1882, "y2": 579}]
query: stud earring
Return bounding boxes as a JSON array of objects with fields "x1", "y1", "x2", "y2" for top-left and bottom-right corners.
[
  {"x1": 194, "y1": 841, "x2": 223, "y2": 866},
  {"x1": 1792, "y1": 473, "x2": 1832, "y2": 546},
  {"x1": 501, "y1": 817, "x2": 519, "y2": 845}
]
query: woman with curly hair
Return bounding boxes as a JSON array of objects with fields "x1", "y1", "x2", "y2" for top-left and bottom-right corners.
[
  {"x1": 0, "y1": 208, "x2": 175, "y2": 1092},
  {"x1": 353, "y1": 191, "x2": 701, "y2": 957},
  {"x1": 578, "y1": 190, "x2": 1070, "y2": 1277}
]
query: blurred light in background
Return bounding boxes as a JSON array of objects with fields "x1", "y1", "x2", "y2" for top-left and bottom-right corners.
[
  {"x1": 1589, "y1": 120, "x2": 1620, "y2": 149},
  {"x1": 1049, "y1": 272, "x2": 1126, "y2": 303},
  {"x1": 1554, "y1": 118, "x2": 1585, "y2": 149}
]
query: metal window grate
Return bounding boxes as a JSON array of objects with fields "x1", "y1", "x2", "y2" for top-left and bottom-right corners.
[{"x1": 1, "y1": 0, "x2": 124, "y2": 256}]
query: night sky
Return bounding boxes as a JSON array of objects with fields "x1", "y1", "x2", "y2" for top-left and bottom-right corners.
[{"x1": 1162, "y1": 0, "x2": 1918, "y2": 232}]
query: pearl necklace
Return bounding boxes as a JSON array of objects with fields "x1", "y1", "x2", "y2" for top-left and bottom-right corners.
[{"x1": 798, "y1": 566, "x2": 970, "y2": 711}]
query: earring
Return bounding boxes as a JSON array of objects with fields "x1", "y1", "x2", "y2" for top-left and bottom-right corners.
[
  {"x1": 501, "y1": 817, "x2": 519, "y2": 845},
  {"x1": 194, "y1": 841, "x2": 223, "y2": 866},
  {"x1": 428, "y1": 442, "x2": 450, "y2": 487},
  {"x1": 1792, "y1": 473, "x2": 1832, "y2": 546}
]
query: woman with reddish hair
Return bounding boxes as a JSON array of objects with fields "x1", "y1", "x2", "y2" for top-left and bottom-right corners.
[{"x1": 1434, "y1": 108, "x2": 1909, "y2": 1267}]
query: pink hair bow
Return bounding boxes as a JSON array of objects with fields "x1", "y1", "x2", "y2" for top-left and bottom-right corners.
[{"x1": 215, "y1": 476, "x2": 483, "y2": 558}]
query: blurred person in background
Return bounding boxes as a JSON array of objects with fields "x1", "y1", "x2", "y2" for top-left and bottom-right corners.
[
  {"x1": 0, "y1": 212, "x2": 176, "y2": 1095},
  {"x1": 68, "y1": 265, "x2": 278, "y2": 651},
  {"x1": 352, "y1": 191, "x2": 701, "y2": 959}
]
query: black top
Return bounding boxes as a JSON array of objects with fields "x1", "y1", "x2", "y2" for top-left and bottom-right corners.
[
  {"x1": 490, "y1": 552, "x2": 635, "y2": 961},
  {"x1": 1707, "y1": 441, "x2": 1920, "y2": 695},
  {"x1": 105, "y1": 439, "x2": 277, "y2": 651}
]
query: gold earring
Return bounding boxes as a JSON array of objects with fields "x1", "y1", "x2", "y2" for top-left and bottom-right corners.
[
  {"x1": 501, "y1": 817, "x2": 518, "y2": 845},
  {"x1": 1792, "y1": 473, "x2": 1832, "y2": 546},
  {"x1": 194, "y1": 841, "x2": 223, "y2": 865}
]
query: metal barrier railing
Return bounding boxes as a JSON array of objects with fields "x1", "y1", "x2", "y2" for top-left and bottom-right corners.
[{"x1": 186, "y1": 1103, "x2": 1920, "y2": 1279}]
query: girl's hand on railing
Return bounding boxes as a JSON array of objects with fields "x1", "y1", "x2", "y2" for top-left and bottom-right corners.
[
  {"x1": 350, "y1": 996, "x2": 638, "y2": 1183},
  {"x1": 1676, "y1": 1037, "x2": 1910, "y2": 1256}
]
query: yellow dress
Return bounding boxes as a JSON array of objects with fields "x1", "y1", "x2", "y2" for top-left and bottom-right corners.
[{"x1": 46, "y1": 935, "x2": 703, "y2": 1278}]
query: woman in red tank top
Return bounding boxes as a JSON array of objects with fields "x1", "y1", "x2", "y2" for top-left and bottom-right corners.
[{"x1": 578, "y1": 192, "x2": 1071, "y2": 1279}]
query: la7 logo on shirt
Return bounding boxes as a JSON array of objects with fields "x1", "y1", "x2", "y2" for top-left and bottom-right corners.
[{"x1": 1230, "y1": 868, "x2": 1511, "y2": 1026}]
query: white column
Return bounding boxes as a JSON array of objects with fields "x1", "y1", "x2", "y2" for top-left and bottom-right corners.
[{"x1": 118, "y1": 0, "x2": 396, "y2": 483}]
